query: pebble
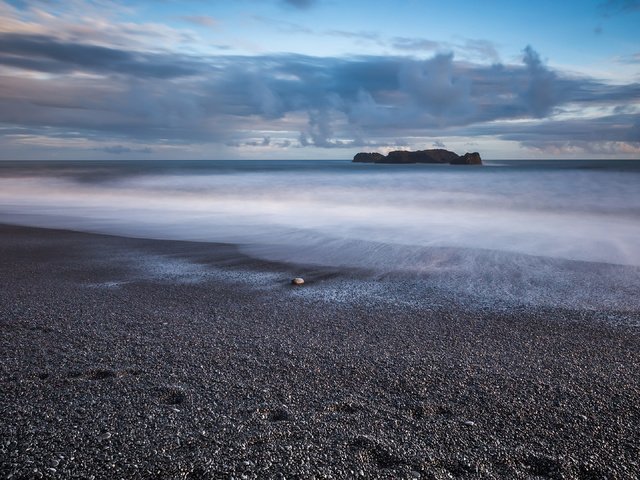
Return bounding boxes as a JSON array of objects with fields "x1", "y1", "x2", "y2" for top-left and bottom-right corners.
[
  {"x1": 463, "y1": 420, "x2": 476, "y2": 427},
  {"x1": 291, "y1": 277, "x2": 305, "y2": 285}
]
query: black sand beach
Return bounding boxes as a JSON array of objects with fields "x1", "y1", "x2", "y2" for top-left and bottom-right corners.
[{"x1": 1, "y1": 224, "x2": 639, "y2": 479}]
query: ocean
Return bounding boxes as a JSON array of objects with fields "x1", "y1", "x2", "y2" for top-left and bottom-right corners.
[{"x1": 1, "y1": 159, "x2": 639, "y2": 310}]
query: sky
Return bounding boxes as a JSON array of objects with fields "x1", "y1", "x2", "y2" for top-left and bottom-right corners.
[{"x1": 0, "y1": 0, "x2": 638, "y2": 160}]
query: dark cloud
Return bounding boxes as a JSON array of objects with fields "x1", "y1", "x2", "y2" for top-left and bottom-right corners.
[
  {"x1": 458, "y1": 112, "x2": 640, "y2": 153},
  {"x1": 227, "y1": 136, "x2": 275, "y2": 147},
  {"x1": 0, "y1": 33, "x2": 203, "y2": 78},
  {"x1": 398, "y1": 53, "x2": 472, "y2": 116},
  {"x1": 0, "y1": 37, "x2": 638, "y2": 153},
  {"x1": 520, "y1": 45, "x2": 558, "y2": 117},
  {"x1": 281, "y1": 0, "x2": 316, "y2": 9}
]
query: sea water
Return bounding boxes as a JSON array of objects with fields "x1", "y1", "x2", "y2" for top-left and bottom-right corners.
[{"x1": 1, "y1": 159, "x2": 639, "y2": 310}]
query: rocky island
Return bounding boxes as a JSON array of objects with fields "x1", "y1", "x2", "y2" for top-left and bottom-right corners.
[{"x1": 353, "y1": 148, "x2": 482, "y2": 165}]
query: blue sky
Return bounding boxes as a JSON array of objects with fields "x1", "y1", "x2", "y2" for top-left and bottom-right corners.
[{"x1": 0, "y1": 0, "x2": 638, "y2": 159}]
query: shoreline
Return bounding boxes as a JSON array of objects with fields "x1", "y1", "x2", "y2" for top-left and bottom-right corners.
[{"x1": 1, "y1": 223, "x2": 639, "y2": 478}]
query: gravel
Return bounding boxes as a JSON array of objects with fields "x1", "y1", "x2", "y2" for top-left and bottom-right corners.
[{"x1": 0, "y1": 224, "x2": 639, "y2": 479}]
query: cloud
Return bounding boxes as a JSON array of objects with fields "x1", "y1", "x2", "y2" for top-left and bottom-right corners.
[
  {"x1": 227, "y1": 136, "x2": 276, "y2": 148},
  {"x1": 325, "y1": 29, "x2": 381, "y2": 42},
  {"x1": 521, "y1": 140, "x2": 640, "y2": 155},
  {"x1": 392, "y1": 37, "x2": 440, "y2": 52},
  {"x1": 459, "y1": 39, "x2": 500, "y2": 63},
  {"x1": 616, "y1": 52, "x2": 640, "y2": 63},
  {"x1": 520, "y1": 45, "x2": 558, "y2": 117},
  {"x1": 97, "y1": 145, "x2": 153, "y2": 155},
  {"x1": 390, "y1": 37, "x2": 499, "y2": 63},
  {"x1": 281, "y1": 0, "x2": 317, "y2": 9},
  {"x1": 180, "y1": 15, "x2": 218, "y2": 28},
  {"x1": 0, "y1": 33, "x2": 204, "y2": 78},
  {"x1": 0, "y1": 0, "x2": 194, "y2": 51},
  {"x1": 461, "y1": 112, "x2": 640, "y2": 154},
  {"x1": 0, "y1": 32, "x2": 638, "y2": 155},
  {"x1": 398, "y1": 53, "x2": 472, "y2": 116},
  {"x1": 250, "y1": 16, "x2": 498, "y2": 61}
]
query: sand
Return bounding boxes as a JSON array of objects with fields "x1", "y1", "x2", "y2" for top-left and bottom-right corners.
[{"x1": 0, "y1": 224, "x2": 638, "y2": 479}]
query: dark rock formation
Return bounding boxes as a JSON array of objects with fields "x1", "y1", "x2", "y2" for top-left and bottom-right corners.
[
  {"x1": 414, "y1": 149, "x2": 460, "y2": 163},
  {"x1": 352, "y1": 149, "x2": 482, "y2": 165},
  {"x1": 353, "y1": 152, "x2": 386, "y2": 163},
  {"x1": 385, "y1": 151, "x2": 414, "y2": 164},
  {"x1": 450, "y1": 152, "x2": 482, "y2": 165}
]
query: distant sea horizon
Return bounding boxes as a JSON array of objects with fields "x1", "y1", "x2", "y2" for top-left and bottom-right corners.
[{"x1": 4, "y1": 157, "x2": 638, "y2": 164}]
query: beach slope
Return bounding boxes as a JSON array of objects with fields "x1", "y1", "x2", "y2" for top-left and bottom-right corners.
[{"x1": 0, "y1": 224, "x2": 638, "y2": 478}]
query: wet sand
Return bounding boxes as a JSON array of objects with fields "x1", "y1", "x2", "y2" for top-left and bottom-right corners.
[{"x1": 0, "y1": 224, "x2": 639, "y2": 479}]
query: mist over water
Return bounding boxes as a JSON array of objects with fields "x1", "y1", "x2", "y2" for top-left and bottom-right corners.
[{"x1": 1, "y1": 160, "x2": 639, "y2": 310}]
